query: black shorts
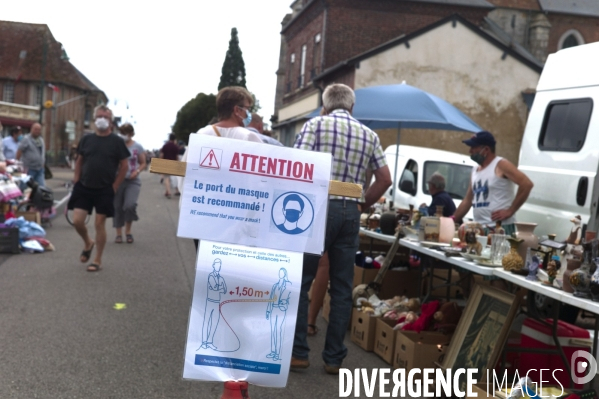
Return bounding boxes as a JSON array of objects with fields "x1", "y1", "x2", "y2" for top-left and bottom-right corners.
[{"x1": 67, "y1": 182, "x2": 115, "y2": 217}]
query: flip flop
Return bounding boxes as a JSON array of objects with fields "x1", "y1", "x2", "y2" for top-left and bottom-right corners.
[
  {"x1": 115, "y1": 235, "x2": 123, "y2": 244},
  {"x1": 87, "y1": 263, "x2": 101, "y2": 272},
  {"x1": 307, "y1": 324, "x2": 319, "y2": 336},
  {"x1": 80, "y1": 243, "x2": 95, "y2": 263},
  {"x1": 126, "y1": 234, "x2": 134, "y2": 244}
]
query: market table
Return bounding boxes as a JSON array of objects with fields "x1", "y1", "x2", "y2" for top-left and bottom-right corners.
[
  {"x1": 360, "y1": 227, "x2": 599, "y2": 387},
  {"x1": 360, "y1": 228, "x2": 495, "y2": 301}
]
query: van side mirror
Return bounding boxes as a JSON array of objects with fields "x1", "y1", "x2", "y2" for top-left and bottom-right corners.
[{"x1": 400, "y1": 180, "x2": 416, "y2": 196}]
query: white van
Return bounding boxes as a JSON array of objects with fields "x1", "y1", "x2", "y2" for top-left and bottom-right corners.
[
  {"x1": 383, "y1": 144, "x2": 476, "y2": 216},
  {"x1": 516, "y1": 41, "x2": 599, "y2": 240}
]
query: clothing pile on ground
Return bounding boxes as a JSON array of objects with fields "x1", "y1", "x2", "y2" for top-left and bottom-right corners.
[{"x1": 3, "y1": 216, "x2": 54, "y2": 253}]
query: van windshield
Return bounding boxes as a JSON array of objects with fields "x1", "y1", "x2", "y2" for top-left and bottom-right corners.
[{"x1": 423, "y1": 161, "x2": 472, "y2": 200}]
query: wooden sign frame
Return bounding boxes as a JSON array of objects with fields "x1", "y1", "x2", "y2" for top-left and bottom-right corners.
[{"x1": 149, "y1": 158, "x2": 363, "y2": 199}]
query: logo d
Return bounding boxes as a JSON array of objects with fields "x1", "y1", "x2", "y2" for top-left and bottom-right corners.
[{"x1": 571, "y1": 350, "x2": 598, "y2": 385}]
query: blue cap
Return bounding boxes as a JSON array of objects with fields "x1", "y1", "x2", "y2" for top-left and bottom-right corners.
[{"x1": 463, "y1": 131, "x2": 496, "y2": 147}]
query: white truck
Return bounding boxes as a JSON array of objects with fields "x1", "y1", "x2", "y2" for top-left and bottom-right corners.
[
  {"x1": 383, "y1": 144, "x2": 476, "y2": 216},
  {"x1": 516, "y1": 41, "x2": 599, "y2": 240}
]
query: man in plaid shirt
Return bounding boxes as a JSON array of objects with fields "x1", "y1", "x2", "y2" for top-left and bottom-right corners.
[{"x1": 291, "y1": 83, "x2": 392, "y2": 374}]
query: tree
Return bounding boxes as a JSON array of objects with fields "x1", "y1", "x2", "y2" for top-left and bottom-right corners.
[
  {"x1": 218, "y1": 28, "x2": 247, "y2": 90},
  {"x1": 172, "y1": 93, "x2": 216, "y2": 144}
]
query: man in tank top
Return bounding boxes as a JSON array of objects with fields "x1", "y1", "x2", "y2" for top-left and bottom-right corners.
[{"x1": 453, "y1": 131, "x2": 533, "y2": 236}]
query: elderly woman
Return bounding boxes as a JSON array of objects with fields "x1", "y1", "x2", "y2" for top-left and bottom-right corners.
[
  {"x1": 113, "y1": 123, "x2": 146, "y2": 244},
  {"x1": 178, "y1": 86, "x2": 263, "y2": 250},
  {"x1": 195, "y1": 86, "x2": 264, "y2": 141}
]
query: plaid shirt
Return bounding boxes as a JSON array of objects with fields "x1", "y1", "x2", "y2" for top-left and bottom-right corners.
[{"x1": 294, "y1": 109, "x2": 387, "y2": 201}]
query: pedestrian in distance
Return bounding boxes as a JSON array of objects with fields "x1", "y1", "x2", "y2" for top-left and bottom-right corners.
[
  {"x1": 159, "y1": 134, "x2": 180, "y2": 199},
  {"x1": 113, "y1": 123, "x2": 146, "y2": 244},
  {"x1": 3, "y1": 126, "x2": 22, "y2": 160},
  {"x1": 246, "y1": 113, "x2": 283, "y2": 146},
  {"x1": 67, "y1": 105, "x2": 130, "y2": 272},
  {"x1": 16, "y1": 123, "x2": 46, "y2": 187},
  {"x1": 292, "y1": 83, "x2": 392, "y2": 374}
]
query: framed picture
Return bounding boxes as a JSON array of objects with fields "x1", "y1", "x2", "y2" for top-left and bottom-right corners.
[{"x1": 441, "y1": 284, "x2": 520, "y2": 390}]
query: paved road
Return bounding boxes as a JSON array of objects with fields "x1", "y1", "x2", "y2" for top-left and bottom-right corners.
[{"x1": 0, "y1": 168, "x2": 394, "y2": 399}]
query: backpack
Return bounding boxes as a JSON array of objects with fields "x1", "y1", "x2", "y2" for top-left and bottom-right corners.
[{"x1": 32, "y1": 185, "x2": 54, "y2": 210}]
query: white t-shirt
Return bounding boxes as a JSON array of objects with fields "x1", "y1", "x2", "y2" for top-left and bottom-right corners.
[
  {"x1": 196, "y1": 125, "x2": 263, "y2": 142},
  {"x1": 177, "y1": 125, "x2": 263, "y2": 205}
]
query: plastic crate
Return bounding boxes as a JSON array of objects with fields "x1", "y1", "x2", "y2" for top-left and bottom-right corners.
[{"x1": 0, "y1": 227, "x2": 19, "y2": 254}]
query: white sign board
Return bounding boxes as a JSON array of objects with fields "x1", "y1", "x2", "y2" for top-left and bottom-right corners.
[
  {"x1": 182, "y1": 240, "x2": 302, "y2": 387},
  {"x1": 178, "y1": 134, "x2": 332, "y2": 254}
]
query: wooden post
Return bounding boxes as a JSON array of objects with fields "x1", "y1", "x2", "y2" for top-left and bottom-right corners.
[{"x1": 149, "y1": 158, "x2": 363, "y2": 199}]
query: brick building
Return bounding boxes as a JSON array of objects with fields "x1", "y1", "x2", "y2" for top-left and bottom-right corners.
[
  {"x1": 0, "y1": 21, "x2": 107, "y2": 165},
  {"x1": 272, "y1": 0, "x2": 599, "y2": 159}
]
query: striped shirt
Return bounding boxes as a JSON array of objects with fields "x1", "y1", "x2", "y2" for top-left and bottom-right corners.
[{"x1": 294, "y1": 109, "x2": 387, "y2": 201}]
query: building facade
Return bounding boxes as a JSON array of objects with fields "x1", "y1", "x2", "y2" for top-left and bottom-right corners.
[
  {"x1": 272, "y1": 0, "x2": 599, "y2": 163},
  {"x1": 0, "y1": 21, "x2": 107, "y2": 165}
]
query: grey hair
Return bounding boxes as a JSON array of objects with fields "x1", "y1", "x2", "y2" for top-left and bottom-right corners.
[
  {"x1": 428, "y1": 172, "x2": 446, "y2": 190},
  {"x1": 93, "y1": 104, "x2": 113, "y2": 120},
  {"x1": 322, "y1": 83, "x2": 355, "y2": 112}
]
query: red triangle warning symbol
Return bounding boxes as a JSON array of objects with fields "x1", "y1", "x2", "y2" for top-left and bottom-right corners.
[{"x1": 200, "y1": 149, "x2": 220, "y2": 169}]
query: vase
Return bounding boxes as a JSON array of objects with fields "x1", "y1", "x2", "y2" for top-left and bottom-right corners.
[
  {"x1": 502, "y1": 239, "x2": 524, "y2": 271},
  {"x1": 515, "y1": 222, "x2": 539, "y2": 260},
  {"x1": 570, "y1": 244, "x2": 592, "y2": 298},
  {"x1": 562, "y1": 259, "x2": 581, "y2": 293}
]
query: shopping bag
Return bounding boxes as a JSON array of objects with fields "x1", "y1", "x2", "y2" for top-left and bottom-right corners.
[{"x1": 44, "y1": 165, "x2": 53, "y2": 180}]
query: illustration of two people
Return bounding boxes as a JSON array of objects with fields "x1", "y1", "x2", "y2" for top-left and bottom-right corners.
[
  {"x1": 200, "y1": 258, "x2": 227, "y2": 350},
  {"x1": 266, "y1": 268, "x2": 291, "y2": 361},
  {"x1": 199, "y1": 259, "x2": 291, "y2": 362}
]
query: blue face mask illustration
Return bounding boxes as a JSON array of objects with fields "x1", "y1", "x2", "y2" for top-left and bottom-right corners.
[
  {"x1": 242, "y1": 109, "x2": 252, "y2": 127},
  {"x1": 285, "y1": 209, "x2": 302, "y2": 223}
]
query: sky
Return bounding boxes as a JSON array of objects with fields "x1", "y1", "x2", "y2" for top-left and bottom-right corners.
[{"x1": 3, "y1": 0, "x2": 293, "y2": 150}]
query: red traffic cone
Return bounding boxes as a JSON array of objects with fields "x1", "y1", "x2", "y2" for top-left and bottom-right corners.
[{"x1": 220, "y1": 381, "x2": 250, "y2": 399}]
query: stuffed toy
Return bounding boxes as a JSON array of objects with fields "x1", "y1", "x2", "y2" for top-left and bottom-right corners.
[
  {"x1": 402, "y1": 300, "x2": 439, "y2": 333},
  {"x1": 394, "y1": 311, "x2": 418, "y2": 330},
  {"x1": 433, "y1": 302, "x2": 463, "y2": 333},
  {"x1": 465, "y1": 229, "x2": 482, "y2": 255}
]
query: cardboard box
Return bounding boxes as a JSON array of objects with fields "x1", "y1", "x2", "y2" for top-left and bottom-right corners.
[
  {"x1": 353, "y1": 266, "x2": 420, "y2": 299},
  {"x1": 15, "y1": 211, "x2": 41, "y2": 225},
  {"x1": 419, "y1": 217, "x2": 440, "y2": 242},
  {"x1": 374, "y1": 318, "x2": 397, "y2": 364},
  {"x1": 350, "y1": 308, "x2": 378, "y2": 351},
  {"x1": 393, "y1": 330, "x2": 452, "y2": 370}
]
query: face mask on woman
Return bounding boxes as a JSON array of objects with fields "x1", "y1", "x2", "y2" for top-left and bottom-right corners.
[{"x1": 242, "y1": 109, "x2": 252, "y2": 127}]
